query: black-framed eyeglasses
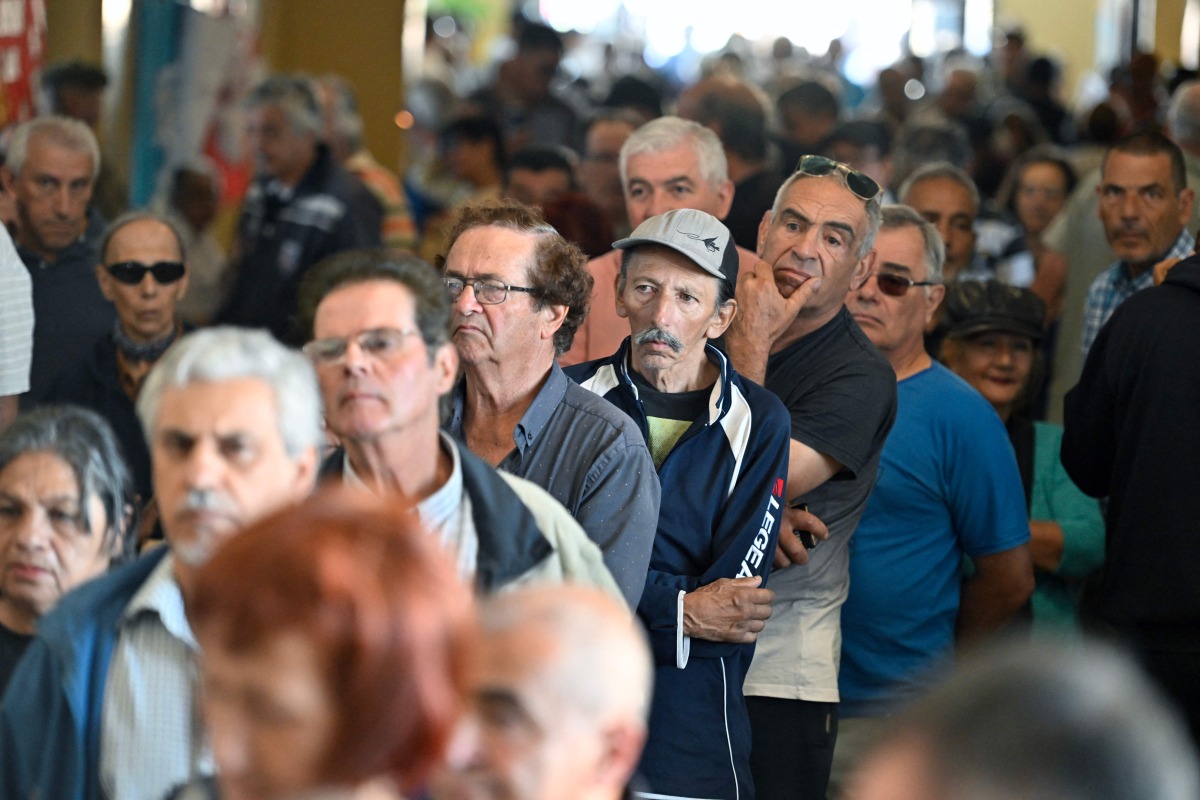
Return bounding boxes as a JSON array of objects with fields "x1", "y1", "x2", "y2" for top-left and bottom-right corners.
[
  {"x1": 104, "y1": 260, "x2": 186, "y2": 286},
  {"x1": 444, "y1": 276, "x2": 538, "y2": 305},
  {"x1": 302, "y1": 327, "x2": 420, "y2": 366},
  {"x1": 794, "y1": 155, "x2": 882, "y2": 201},
  {"x1": 874, "y1": 271, "x2": 940, "y2": 297}
]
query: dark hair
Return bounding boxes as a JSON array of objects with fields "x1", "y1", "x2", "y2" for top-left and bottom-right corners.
[
  {"x1": 189, "y1": 488, "x2": 477, "y2": 794},
  {"x1": 0, "y1": 405, "x2": 134, "y2": 564},
  {"x1": 507, "y1": 146, "x2": 575, "y2": 184},
  {"x1": 516, "y1": 22, "x2": 564, "y2": 54},
  {"x1": 42, "y1": 61, "x2": 108, "y2": 104},
  {"x1": 822, "y1": 119, "x2": 894, "y2": 158},
  {"x1": 1104, "y1": 130, "x2": 1189, "y2": 193},
  {"x1": 438, "y1": 200, "x2": 592, "y2": 356},
  {"x1": 603, "y1": 75, "x2": 664, "y2": 120},
  {"x1": 777, "y1": 80, "x2": 840, "y2": 119},
  {"x1": 997, "y1": 145, "x2": 1078, "y2": 215},
  {"x1": 439, "y1": 114, "x2": 507, "y2": 172},
  {"x1": 688, "y1": 79, "x2": 768, "y2": 162},
  {"x1": 297, "y1": 250, "x2": 451, "y2": 355},
  {"x1": 100, "y1": 211, "x2": 187, "y2": 264}
]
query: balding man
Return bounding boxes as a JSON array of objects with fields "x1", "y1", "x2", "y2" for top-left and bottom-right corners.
[
  {"x1": 3, "y1": 116, "x2": 114, "y2": 407},
  {"x1": 562, "y1": 116, "x2": 762, "y2": 366},
  {"x1": 434, "y1": 585, "x2": 652, "y2": 800}
]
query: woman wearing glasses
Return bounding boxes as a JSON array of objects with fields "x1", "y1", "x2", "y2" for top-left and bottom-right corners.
[
  {"x1": 47, "y1": 211, "x2": 191, "y2": 509},
  {"x1": 939, "y1": 281, "x2": 1104, "y2": 635}
]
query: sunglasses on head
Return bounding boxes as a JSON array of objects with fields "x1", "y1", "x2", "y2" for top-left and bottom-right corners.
[
  {"x1": 105, "y1": 260, "x2": 186, "y2": 286},
  {"x1": 794, "y1": 155, "x2": 882, "y2": 201},
  {"x1": 874, "y1": 271, "x2": 939, "y2": 297}
]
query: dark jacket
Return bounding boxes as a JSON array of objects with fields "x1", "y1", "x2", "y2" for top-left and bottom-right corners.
[{"x1": 1062, "y1": 256, "x2": 1200, "y2": 646}]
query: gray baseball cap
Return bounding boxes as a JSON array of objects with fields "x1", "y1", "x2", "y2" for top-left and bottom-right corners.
[{"x1": 613, "y1": 208, "x2": 739, "y2": 288}]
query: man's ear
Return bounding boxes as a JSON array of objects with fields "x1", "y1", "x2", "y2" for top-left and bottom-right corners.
[
  {"x1": 433, "y1": 341, "x2": 460, "y2": 394},
  {"x1": 591, "y1": 721, "x2": 648, "y2": 793},
  {"x1": 924, "y1": 284, "x2": 947, "y2": 328},
  {"x1": 852, "y1": 247, "x2": 877, "y2": 290},
  {"x1": 714, "y1": 178, "x2": 735, "y2": 220},
  {"x1": 615, "y1": 281, "x2": 630, "y2": 319},
  {"x1": 706, "y1": 298, "x2": 737, "y2": 340},
  {"x1": 0, "y1": 166, "x2": 14, "y2": 195},
  {"x1": 1179, "y1": 187, "x2": 1195, "y2": 227},
  {"x1": 756, "y1": 209, "x2": 773, "y2": 257},
  {"x1": 540, "y1": 302, "x2": 569, "y2": 341}
]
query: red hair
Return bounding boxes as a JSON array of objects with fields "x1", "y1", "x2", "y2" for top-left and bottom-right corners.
[{"x1": 187, "y1": 487, "x2": 476, "y2": 792}]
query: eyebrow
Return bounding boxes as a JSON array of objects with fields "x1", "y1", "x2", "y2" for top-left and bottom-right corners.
[
  {"x1": 780, "y1": 207, "x2": 858, "y2": 242},
  {"x1": 629, "y1": 175, "x2": 695, "y2": 188},
  {"x1": 879, "y1": 261, "x2": 915, "y2": 275},
  {"x1": 445, "y1": 270, "x2": 503, "y2": 282},
  {"x1": 1102, "y1": 181, "x2": 1168, "y2": 193}
]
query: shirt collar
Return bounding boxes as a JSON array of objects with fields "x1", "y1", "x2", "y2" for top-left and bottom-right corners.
[
  {"x1": 120, "y1": 551, "x2": 198, "y2": 650},
  {"x1": 1122, "y1": 229, "x2": 1196, "y2": 281},
  {"x1": 448, "y1": 363, "x2": 566, "y2": 455}
]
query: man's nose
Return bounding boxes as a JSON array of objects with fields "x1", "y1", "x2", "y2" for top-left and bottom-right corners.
[
  {"x1": 11, "y1": 509, "x2": 51, "y2": 551},
  {"x1": 182, "y1": 440, "x2": 224, "y2": 489},
  {"x1": 453, "y1": 282, "x2": 483, "y2": 315}
]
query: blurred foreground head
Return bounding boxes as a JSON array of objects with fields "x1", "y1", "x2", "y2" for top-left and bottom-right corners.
[{"x1": 188, "y1": 488, "x2": 477, "y2": 800}]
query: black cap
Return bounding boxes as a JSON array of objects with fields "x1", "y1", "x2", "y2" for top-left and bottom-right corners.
[{"x1": 942, "y1": 280, "x2": 1045, "y2": 342}]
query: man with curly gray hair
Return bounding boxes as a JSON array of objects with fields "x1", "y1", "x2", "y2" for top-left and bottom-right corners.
[{"x1": 436, "y1": 200, "x2": 658, "y2": 607}]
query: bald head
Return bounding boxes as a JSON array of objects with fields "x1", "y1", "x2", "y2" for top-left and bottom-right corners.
[{"x1": 435, "y1": 586, "x2": 651, "y2": 800}]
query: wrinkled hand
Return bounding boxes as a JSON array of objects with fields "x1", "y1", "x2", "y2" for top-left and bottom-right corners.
[
  {"x1": 731, "y1": 258, "x2": 823, "y2": 346},
  {"x1": 772, "y1": 505, "x2": 830, "y2": 568},
  {"x1": 682, "y1": 576, "x2": 775, "y2": 643}
]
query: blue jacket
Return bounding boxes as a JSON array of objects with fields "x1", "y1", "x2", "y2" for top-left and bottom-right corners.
[
  {"x1": 0, "y1": 546, "x2": 169, "y2": 800},
  {"x1": 568, "y1": 339, "x2": 790, "y2": 800}
]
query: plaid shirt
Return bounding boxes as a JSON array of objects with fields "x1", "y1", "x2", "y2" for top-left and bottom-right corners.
[{"x1": 1082, "y1": 230, "x2": 1195, "y2": 357}]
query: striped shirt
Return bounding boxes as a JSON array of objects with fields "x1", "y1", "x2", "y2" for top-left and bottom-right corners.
[{"x1": 0, "y1": 226, "x2": 32, "y2": 396}]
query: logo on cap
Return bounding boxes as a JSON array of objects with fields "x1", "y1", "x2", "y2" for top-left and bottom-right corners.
[{"x1": 679, "y1": 229, "x2": 722, "y2": 253}]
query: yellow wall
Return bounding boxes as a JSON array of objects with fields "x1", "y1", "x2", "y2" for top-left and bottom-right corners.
[
  {"x1": 45, "y1": 0, "x2": 102, "y2": 65},
  {"x1": 1157, "y1": 0, "x2": 1188, "y2": 65},
  {"x1": 995, "y1": 0, "x2": 1098, "y2": 103},
  {"x1": 259, "y1": 0, "x2": 407, "y2": 171}
]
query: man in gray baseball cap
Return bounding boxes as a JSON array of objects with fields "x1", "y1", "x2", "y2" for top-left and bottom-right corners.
[{"x1": 566, "y1": 208, "x2": 792, "y2": 800}]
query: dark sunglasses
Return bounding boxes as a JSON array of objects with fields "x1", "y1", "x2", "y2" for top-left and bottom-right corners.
[
  {"x1": 874, "y1": 272, "x2": 939, "y2": 297},
  {"x1": 105, "y1": 260, "x2": 186, "y2": 285},
  {"x1": 794, "y1": 155, "x2": 882, "y2": 201}
]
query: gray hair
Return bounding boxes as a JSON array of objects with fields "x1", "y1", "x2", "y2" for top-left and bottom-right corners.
[
  {"x1": 1167, "y1": 79, "x2": 1200, "y2": 150},
  {"x1": 0, "y1": 405, "x2": 134, "y2": 563},
  {"x1": 879, "y1": 204, "x2": 946, "y2": 285},
  {"x1": 137, "y1": 327, "x2": 323, "y2": 460},
  {"x1": 619, "y1": 116, "x2": 728, "y2": 193},
  {"x1": 768, "y1": 170, "x2": 883, "y2": 260},
  {"x1": 100, "y1": 210, "x2": 187, "y2": 264},
  {"x1": 315, "y1": 74, "x2": 364, "y2": 153},
  {"x1": 6, "y1": 115, "x2": 100, "y2": 181},
  {"x1": 244, "y1": 74, "x2": 323, "y2": 139},
  {"x1": 899, "y1": 161, "x2": 981, "y2": 218},
  {"x1": 864, "y1": 639, "x2": 1200, "y2": 800}
]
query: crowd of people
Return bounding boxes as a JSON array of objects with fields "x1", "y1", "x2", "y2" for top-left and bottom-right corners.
[{"x1": 1, "y1": 13, "x2": 1200, "y2": 800}]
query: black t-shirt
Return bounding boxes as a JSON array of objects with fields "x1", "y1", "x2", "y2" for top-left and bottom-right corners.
[
  {"x1": 0, "y1": 620, "x2": 33, "y2": 695},
  {"x1": 630, "y1": 368, "x2": 713, "y2": 467},
  {"x1": 764, "y1": 306, "x2": 897, "y2": 536}
]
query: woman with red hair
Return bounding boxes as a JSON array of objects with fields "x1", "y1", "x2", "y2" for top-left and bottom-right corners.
[{"x1": 175, "y1": 488, "x2": 477, "y2": 800}]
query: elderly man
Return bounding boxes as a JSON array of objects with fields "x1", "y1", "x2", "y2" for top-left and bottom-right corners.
[
  {"x1": 47, "y1": 211, "x2": 190, "y2": 503},
  {"x1": 3, "y1": 115, "x2": 114, "y2": 407},
  {"x1": 722, "y1": 155, "x2": 897, "y2": 800},
  {"x1": 831, "y1": 205, "x2": 1033, "y2": 791},
  {"x1": 440, "y1": 202, "x2": 658, "y2": 605},
  {"x1": 0, "y1": 327, "x2": 322, "y2": 800},
  {"x1": 898, "y1": 161, "x2": 987, "y2": 283},
  {"x1": 298, "y1": 250, "x2": 618, "y2": 595},
  {"x1": 1081, "y1": 131, "x2": 1194, "y2": 357},
  {"x1": 568, "y1": 208, "x2": 791, "y2": 799},
  {"x1": 578, "y1": 111, "x2": 640, "y2": 237},
  {"x1": 220, "y1": 74, "x2": 381, "y2": 342},
  {"x1": 562, "y1": 116, "x2": 761, "y2": 366},
  {"x1": 434, "y1": 585, "x2": 653, "y2": 800}
]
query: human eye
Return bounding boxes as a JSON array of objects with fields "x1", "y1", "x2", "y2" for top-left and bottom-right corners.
[
  {"x1": 678, "y1": 291, "x2": 698, "y2": 304},
  {"x1": 443, "y1": 277, "x2": 465, "y2": 296},
  {"x1": 219, "y1": 435, "x2": 258, "y2": 465},
  {"x1": 360, "y1": 329, "x2": 399, "y2": 356},
  {"x1": 669, "y1": 183, "x2": 693, "y2": 196},
  {"x1": 1013, "y1": 339, "x2": 1034, "y2": 354},
  {"x1": 627, "y1": 184, "x2": 647, "y2": 199},
  {"x1": 0, "y1": 498, "x2": 20, "y2": 520},
  {"x1": 476, "y1": 280, "x2": 506, "y2": 303},
  {"x1": 305, "y1": 337, "x2": 346, "y2": 364},
  {"x1": 1143, "y1": 186, "x2": 1166, "y2": 201},
  {"x1": 159, "y1": 431, "x2": 195, "y2": 459},
  {"x1": 824, "y1": 229, "x2": 847, "y2": 248},
  {"x1": 48, "y1": 503, "x2": 84, "y2": 532},
  {"x1": 783, "y1": 220, "x2": 802, "y2": 234}
]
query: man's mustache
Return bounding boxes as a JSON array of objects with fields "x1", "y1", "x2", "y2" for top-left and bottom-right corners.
[{"x1": 633, "y1": 327, "x2": 684, "y2": 353}]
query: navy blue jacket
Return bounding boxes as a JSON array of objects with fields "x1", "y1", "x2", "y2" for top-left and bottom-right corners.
[{"x1": 568, "y1": 339, "x2": 790, "y2": 800}]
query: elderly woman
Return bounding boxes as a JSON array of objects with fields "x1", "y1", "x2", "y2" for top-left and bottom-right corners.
[
  {"x1": 0, "y1": 405, "x2": 134, "y2": 691},
  {"x1": 177, "y1": 488, "x2": 476, "y2": 800},
  {"x1": 939, "y1": 281, "x2": 1104, "y2": 635}
]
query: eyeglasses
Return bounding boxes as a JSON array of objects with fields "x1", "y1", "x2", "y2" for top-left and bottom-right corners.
[
  {"x1": 444, "y1": 277, "x2": 538, "y2": 305},
  {"x1": 873, "y1": 272, "x2": 940, "y2": 297},
  {"x1": 303, "y1": 327, "x2": 420, "y2": 366},
  {"x1": 794, "y1": 155, "x2": 882, "y2": 201},
  {"x1": 105, "y1": 261, "x2": 186, "y2": 285}
]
